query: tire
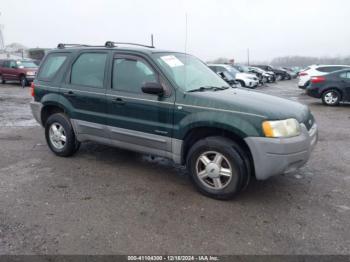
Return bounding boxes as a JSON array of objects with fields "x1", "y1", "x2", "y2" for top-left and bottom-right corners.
[
  {"x1": 20, "y1": 76, "x2": 27, "y2": 88},
  {"x1": 276, "y1": 74, "x2": 282, "y2": 81},
  {"x1": 45, "y1": 113, "x2": 80, "y2": 157},
  {"x1": 322, "y1": 89, "x2": 341, "y2": 106},
  {"x1": 237, "y1": 80, "x2": 245, "y2": 87},
  {"x1": 0, "y1": 74, "x2": 5, "y2": 84},
  {"x1": 186, "y1": 136, "x2": 251, "y2": 200}
]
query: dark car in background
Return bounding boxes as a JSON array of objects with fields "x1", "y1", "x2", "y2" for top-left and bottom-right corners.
[
  {"x1": 0, "y1": 59, "x2": 38, "y2": 87},
  {"x1": 306, "y1": 69, "x2": 350, "y2": 106},
  {"x1": 253, "y1": 65, "x2": 288, "y2": 81}
]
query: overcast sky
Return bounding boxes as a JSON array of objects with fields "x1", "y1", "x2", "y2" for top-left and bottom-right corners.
[{"x1": 1, "y1": 0, "x2": 349, "y2": 62}]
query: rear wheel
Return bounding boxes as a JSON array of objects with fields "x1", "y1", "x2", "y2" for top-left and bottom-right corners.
[
  {"x1": 186, "y1": 136, "x2": 251, "y2": 200},
  {"x1": 322, "y1": 89, "x2": 340, "y2": 106},
  {"x1": 0, "y1": 74, "x2": 5, "y2": 84},
  {"x1": 45, "y1": 113, "x2": 80, "y2": 157}
]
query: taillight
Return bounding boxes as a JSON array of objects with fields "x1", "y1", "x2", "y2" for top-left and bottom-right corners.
[
  {"x1": 311, "y1": 76, "x2": 326, "y2": 84},
  {"x1": 30, "y1": 82, "x2": 35, "y2": 97},
  {"x1": 299, "y1": 72, "x2": 308, "y2": 76}
]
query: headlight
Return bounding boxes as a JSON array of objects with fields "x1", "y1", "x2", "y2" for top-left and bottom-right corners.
[
  {"x1": 262, "y1": 118, "x2": 301, "y2": 138},
  {"x1": 26, "y1": 71, "x2": 36, "y2": 76}
]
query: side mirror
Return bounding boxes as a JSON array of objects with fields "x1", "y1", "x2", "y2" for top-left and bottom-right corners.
[{"x1": 141, "y1": 82, "x2": 164, "y2": 96}]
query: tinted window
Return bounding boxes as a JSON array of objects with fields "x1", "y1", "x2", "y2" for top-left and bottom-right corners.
[
  {"x1": 71, "y1": 53, "x2": 107, "y2": 88},
  {"x1": 9, "y1": 61, "x2": 16, "y2": 68},
  {"x1": 38, "y1": 53, "x2": 68, "y2": 80},
  {"x1": 340, "y1": 71, "x2": 350, "y2": 79},
  {"x1": 0, "y1": 60, "x2": 4, "y2": 67},
  {"x1": 317, "y1": 66, "x2": 345, "y2": 73},
  {"x1": 112, "y1": 58, "x2": 157, "y2": 93}
]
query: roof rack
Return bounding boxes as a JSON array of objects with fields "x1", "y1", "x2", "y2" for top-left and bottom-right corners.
[
  {"x1": 104, "y1": 41, "x2": 155, "y2": 49},
  {"x1": 57, "y1": 41, "x2": 155, "y2": 49},
  {"x1": 57, "y1": 43, "x2": 92, "y2": 49}
]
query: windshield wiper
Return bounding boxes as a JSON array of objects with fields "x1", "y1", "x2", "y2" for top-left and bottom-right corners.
[{"x1": 187, "y1": 86, "x2": 229, "y2": 92}]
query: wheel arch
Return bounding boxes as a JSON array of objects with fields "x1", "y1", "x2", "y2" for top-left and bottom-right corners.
[
  {"x1": 180, "y1": 126, "x2": 255, "y2": 174},
  {"x1": 322, "y1": 87, "x2": 343, "y2": 99},
  {"x1": 41, "y1": 103, "x2": 68, "y2": 126}
]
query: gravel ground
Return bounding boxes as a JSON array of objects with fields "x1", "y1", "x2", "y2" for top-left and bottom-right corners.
[{"x1": 0, "y1": 80, "x2": 349, "y2": 255}]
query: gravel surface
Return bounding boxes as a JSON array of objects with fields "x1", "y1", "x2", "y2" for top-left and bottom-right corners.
[{"x1": 0, "y1": 80, "x2": 349, "y2": 255}]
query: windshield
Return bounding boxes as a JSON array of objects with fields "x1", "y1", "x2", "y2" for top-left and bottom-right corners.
[
  {"x1": 152, "y1": 53, "x2": 229, "y2": 92},
  {"x1": 16, "y1": 60, "x2": 38, "y2": 68}
]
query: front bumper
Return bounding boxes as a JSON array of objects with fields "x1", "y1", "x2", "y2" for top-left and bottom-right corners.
[
  {"x1": 244, "y1": 123, "x2": 318, "y2": 180},
  {"x1": 30, "y1": 101, "x2": 43, "y2": 126}
]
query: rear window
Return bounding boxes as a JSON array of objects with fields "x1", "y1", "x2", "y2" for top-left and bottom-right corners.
[{"x1": 38, "y1": 53, "x2": 68, "y2": 80}]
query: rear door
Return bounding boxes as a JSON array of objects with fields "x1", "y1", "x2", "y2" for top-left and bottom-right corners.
[
  {"x1": 339, "y1": 71, "x2": 350, "y2": 101},
  {"x1": 106, "y1": 53, "x2": 175, "y2": 154},
  {"x1": 61, "y1": 51, "x2": 110, "y2": 139}
]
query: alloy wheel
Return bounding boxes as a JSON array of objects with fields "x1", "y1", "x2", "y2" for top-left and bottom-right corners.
[
  {"x1": 195, "y1": 151, "x2": 233, "y2": 190},
  {"x1": 49, "y1": 122, "x2": 67, "y2": 150},
  {"x1": 324, "y1": 91, "x2": 339, "y2": 105}
]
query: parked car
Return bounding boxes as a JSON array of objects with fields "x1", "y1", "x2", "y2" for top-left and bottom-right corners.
[
  {"x1": 30, "y1": 42, "x2": 318, "y2": 200},
  {"x1": 253, "y1": 65, "x2": 288, "y2": 81},
  {"x1": 298, "y1": 65, "x2": 350, "y2": 89},
  {"x1": 208, "y1": 64, "x2": 259, "y2": 88},
  {"x1": 249, "y1": 66, "x2": 276, "y2": 83},
  {"x1": 306, "y1": 69, "x2": 350, "y2": 106},
  {"x1": 247, "y1": 66, "x2": 274, "y2": 84},
  {"x1": 216, "y1": 70, "x2": 241, "y2": 87},
  {"x1": 0, "y1": 59, "x2": 38, "y2": 87},
  {"x1": 283, "y1": 67, "x2": 298, "y2": 79}
]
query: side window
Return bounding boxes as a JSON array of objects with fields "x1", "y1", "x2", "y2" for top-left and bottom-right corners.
[
  {"x1": 9, "y1": 61, "x2": 16, "y2": 68},
  {"x1": 38, "y1": 53, "x2": 68, "y2": 80},
  {"x1": 71, "y1": 53, "x2": 107, "y2": 88},
  {"x1": 3, "y1": 61, "x2": 9, "y2": 68},
  {"x1": 112, "y1": 58, "x2": 157, "y2": 93},
  {"x1": 340, "y1": 71, "x2": 350, "y2": 79}
]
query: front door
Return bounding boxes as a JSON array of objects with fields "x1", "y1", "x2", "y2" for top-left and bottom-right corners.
[
  {"x1": 106, "y1": 54, "x2": 175, "y2": 154},
  {"x1": 61, "y1": 51, "x2": 110, "y2": 139}
]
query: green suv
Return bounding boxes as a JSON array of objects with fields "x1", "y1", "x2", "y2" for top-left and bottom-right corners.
[{"x1": 30, "y1": 42, "x2": 318, "y2": 199}]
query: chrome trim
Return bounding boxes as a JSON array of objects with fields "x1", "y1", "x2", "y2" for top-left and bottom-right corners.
[{"x1": 71, "y1": 119, "x2": 183, "y2": 164}]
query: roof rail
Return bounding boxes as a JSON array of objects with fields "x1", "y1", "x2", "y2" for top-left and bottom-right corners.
[
  {"x1": 57, "y1": 43, "x2": 92, "y2": 49},
  {"x1": 105, "y1": 41, "x2": 155, "y2": 49}
]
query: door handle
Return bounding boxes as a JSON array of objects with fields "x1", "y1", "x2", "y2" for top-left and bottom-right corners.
[
  {"x1": 63, "y1": 91, "x2": 75, "y2": 97},
  {"x1": 112, "y1": 97, "x2": 125, "y2": 105}
]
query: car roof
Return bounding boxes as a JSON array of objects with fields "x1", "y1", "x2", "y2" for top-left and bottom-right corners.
[{"x1": 47, "y1": 46, "x2": 181, "y2": 56}]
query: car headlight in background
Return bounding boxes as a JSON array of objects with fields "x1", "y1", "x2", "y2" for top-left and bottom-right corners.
[
  {"x1": 262, "y1": 118, "x2": 301, "y2": 138},
  {"x1": 26, "y1": 71, "x2": 36, "y2": 76}
]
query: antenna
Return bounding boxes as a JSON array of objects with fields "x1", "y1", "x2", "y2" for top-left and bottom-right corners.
[{"x1": 0, "y1": 12, "x2": 5, "y2": 50}]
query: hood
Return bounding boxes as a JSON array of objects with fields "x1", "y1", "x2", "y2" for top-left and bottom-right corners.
[{"x1": 185, "y1": 88, "x2": 310, "y2": 123}]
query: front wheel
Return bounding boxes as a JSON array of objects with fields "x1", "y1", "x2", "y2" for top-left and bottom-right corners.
[
  {"x1": 186, "y1": 137, "x2": 251, "y2": 200},
  {"x1": 45, "y1": 113, "x2": 80, "y2": 157},
  {"x1": 322, "y1": 89, "x2": 341, "y2": 106},
  {"x1": 20, "y1": 76, "x2": 27, "y2": 88}
]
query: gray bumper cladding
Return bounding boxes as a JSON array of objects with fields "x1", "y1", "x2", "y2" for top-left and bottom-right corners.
[
  {"x1": 244, "y1": 123, "x2": 318, "y2": 180},
  {"x1": 30, "y1": 101, "x2": 43, "y2": 126}
]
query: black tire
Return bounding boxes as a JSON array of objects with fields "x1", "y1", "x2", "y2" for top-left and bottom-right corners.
[
  {"x1": 186, "y1": 136, "x2": 251, "y2": 200},
  {"x1": 45, "y1": 113, "x2": 80, "y2": 157},
  {"x1": 237, "y1": 80, "x2": 245, "y2": 87},
  {"x1": 20, "y1": 76, "x2": 27, "y2": 88},
  {"x1": 0, "y1": 74, "x2": 5, "y2": 84},
  {"x1": 322, "y1": 89, "x2": 341, "y2": 106}
]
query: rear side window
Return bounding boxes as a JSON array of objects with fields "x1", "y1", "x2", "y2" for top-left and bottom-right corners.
[
  {"x1": 71, "y1": 53, "x2": 107, "y2": 88},
  {"x1": 38, "y1": 53, "x2": 68, "y2": 80},
  {"x1": 317, "y1": 66, "x2": 344, "y2": 73},
  {"x1": 340, "y1": 71, "x2": 350, "y2": 79}
]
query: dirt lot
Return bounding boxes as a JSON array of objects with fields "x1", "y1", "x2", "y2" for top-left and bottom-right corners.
[{"x1": 0, "y1": 80, "x2": 349, "y2": 255}]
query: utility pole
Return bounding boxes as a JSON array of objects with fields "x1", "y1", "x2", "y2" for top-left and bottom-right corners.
[
  {"x1": 247, "y1": 48, "x2": 250, "y2": 66},
  {"x1": 151, "y1": 34, "x2": 154, "y2": 47}
]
